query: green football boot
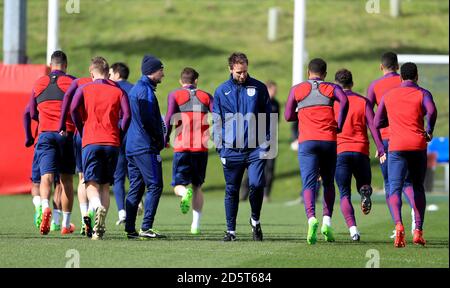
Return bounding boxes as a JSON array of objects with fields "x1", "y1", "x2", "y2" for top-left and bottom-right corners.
[
  {"x1": 34, "y1": 205, "x2": 42, "y2": 229},
  {"x1": 307, "y1": 218, "x2": 319, "y2": 245},
  {"x1": 321, "y1": 224, "x2": 335, "y2": 242},
  {"x1": 180, "y1": 188, "x2": 193, "y2": 214}
]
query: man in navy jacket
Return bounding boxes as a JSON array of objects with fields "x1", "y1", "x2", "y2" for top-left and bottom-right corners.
[
  {"x1": 213, "y1": 52, "x2": 272, "y2": 241},
  {"x1": 125, "y1": 55, "x2": 166, "y2": 239}
]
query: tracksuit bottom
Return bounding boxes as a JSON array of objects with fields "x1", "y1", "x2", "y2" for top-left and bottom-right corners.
[
  {"x1": 298, "y1": 140, "x2": 337, "y2": 220},
  {"x1": 335, "y1": 152, "x2": 371, "y2": 228},
  {"x1": 388, "y1": 150, "x2": 427, "y2": 230},
  {"x1": 125, "y1": 152, "x2": 163, "y2": 232},
  {"x1": 221, "y1": 149, "x2": 266, "y2": 231}
]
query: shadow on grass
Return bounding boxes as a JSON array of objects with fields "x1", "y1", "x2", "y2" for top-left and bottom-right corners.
[{"x1": 76, "y1": 36, "x2": 226, "y2": 60}]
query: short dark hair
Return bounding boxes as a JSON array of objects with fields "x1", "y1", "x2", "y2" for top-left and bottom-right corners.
[
  {"x1": 91, "y1": 56, "x2": 109, "y2": 76},
  {"x1": 381, "y1": 52, "x2": 399, "y2": 71},
  {"x1": 110, "y1": 62, "x2": 130, "y2": 80},
  {"x1": 308, "y1": 58, "x2": 327, "y2": 76},
  {"x1": 335, "y1": 68, "x2": 353, "y2": 89},
  {"x1": 400, "y1": 62, "x2": 418, "y2": 81},
  {"x1": 180, "y1": 67, "x2": 199, "y2": 84},
  {"x1": 50, "y1": 50, "x2": 67, "y2": 65},
  {"x1": 228, "y1": 52, "x2": 248, "y2": 69}
]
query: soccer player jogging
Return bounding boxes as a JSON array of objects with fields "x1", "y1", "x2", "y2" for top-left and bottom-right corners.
[
  {"x1": 285, "y1": 58, "x2": 349, "y2": 245},
  {"x1": 333, "y1": 69, "x2": 386, "y2": 241},
  {"x1": 213, "y1": 52, "x2": 271, "y2": 242},
  {"x1": 367, "y1": 52, "x2": 416, "y2": 234},
  {"x1": 164, "y1": 67, "x2": 213, "y2": 235},
  {"x1": 24, "y1": 104, "x2": 64, "y2": 231},
  {"x1": 124, "y1": 55, "x2": 166, "y2": 240},
  {"x1": 109, "y1": 62, "x2": 134, "y2": 226},
  {"x1": 374, "y1": 62, "x2": 437, "y2": 248},
  {"x1": 70, "y1": 57, "x2": 131, "y2": 240},
  {"x1": 59, "y1": 73, "x2": 94, "y2": 235},
  {"x1": 28, "y1": 50, "x2": 77, "y2": 235},
  {"x1": 24, "y1": 104, "x2": 43, "y2": 228}
]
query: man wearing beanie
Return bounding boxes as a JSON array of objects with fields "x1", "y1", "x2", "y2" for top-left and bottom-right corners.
[{"x1": 124, "y1": 55, "x2": 166, "y2": 239}]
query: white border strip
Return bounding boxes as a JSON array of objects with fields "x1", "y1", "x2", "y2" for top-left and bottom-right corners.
[{"x1": 398, "y1": 54, "x2": 449, "y2": 64}]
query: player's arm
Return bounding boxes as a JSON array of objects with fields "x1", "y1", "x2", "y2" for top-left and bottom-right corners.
[
  {"x1": 366, "y1": 82, "x2": 376, "y2": 110},
  {"x1": 23, "y1": 104, "x2": 34, "y2": 147},
  {"x1": 212, "y1": 89, "x2": 223, "y2": 151},
  {"x1": 365, "y1": 101, "x2": 385, "y2": 157},
  {"x1": 284, "y1": 86, "x2": 297, "y2": 122},
  {"x1": 374, "y1": 98, "x2": 388, "y2": 129},
  {"x1": 422, "y1": 90, "x2": 437, "y2": 142},
  {"x1": 58, "y1": 79, "x2": 79, "y2": 133},
  {"x1": 70, "y1": 87, "x2": 85, "y2": 137},
  {"x1": 29, "y1": 89, "x2": 39, "y2": 122},
  {"x1": 333, "y1": 85, "x2": 349, "y2": 133},
  {"x1": 120, "y1": 91, "x2": 131, "y2": 134},
  {"x1": 139, "y1": 90, "x2": 164, "y2": 150},
  {"x1": 163, "y1": 91, "x2": 179, "y2": 147},
  {"x1": 259, "y1": 83, "x2": 271, "y2": 146}
]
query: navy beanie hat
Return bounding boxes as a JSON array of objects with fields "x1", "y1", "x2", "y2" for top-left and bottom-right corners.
[{"x1": 141, "y1": 55, "x2": 164, "y2": 75}]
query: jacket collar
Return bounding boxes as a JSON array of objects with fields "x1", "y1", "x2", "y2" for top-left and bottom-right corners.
[
  {"x1": 229, "y1": 74, "x2": 252, "y2": 86},
  {"x1": 140, "y1": 75, "x2": 157, "y2": 91}
]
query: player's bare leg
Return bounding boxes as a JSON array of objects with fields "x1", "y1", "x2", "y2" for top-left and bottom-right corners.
[
  {"x1": 60, "y1": 174, "x2": 75, "y2": 234},
  {"x1": 39, "y1": 173, "x2": 54, "y2": 235},
  {"x1": 50, "y1": 182, "x2": 62, "y2": 231},
  {"x1": 31, "y1": 183, "x2": 42, "y2": 228},
  {"x1": 175, "y1": 185, "x2": 193, "y2": 214},
  {"x1": 86, "y1": 181, "x2": 106, "y2": 240}
]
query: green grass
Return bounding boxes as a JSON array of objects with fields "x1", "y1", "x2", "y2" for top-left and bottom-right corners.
[
  {"x1": 1, "y1": 0, "x2": 447, "y2": 194},
  {"x1": 0, "y1": 194, "x2": 448, "y2": 267},
  {"x1": 0, "y1": 0, "x2": 448, "y2": 268}
]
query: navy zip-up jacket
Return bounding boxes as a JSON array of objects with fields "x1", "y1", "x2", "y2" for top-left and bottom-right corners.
[
  {"x1": 126, "y1": 75, "x2": 164, "y2": 156},
  {"x1": 213, "y1": 74, "x2": 271, "y2": 157}
]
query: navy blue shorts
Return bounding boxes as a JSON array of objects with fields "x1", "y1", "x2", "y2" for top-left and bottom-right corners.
[
  {"x1": 31, "y1": 150, "x2": 41, "y2": 183},
  {"x1": 82, "y1": 144, "x2": 119, "y2": 185},
  {"x1": 73, "y1": 133, "x2": 83, "y2": 173},
  {"x1": 172, "y1": 152, "x2": 208, "y2": 186},
  {"x1": 35, "y1": 132, "x2": 75, "y2": 176}
]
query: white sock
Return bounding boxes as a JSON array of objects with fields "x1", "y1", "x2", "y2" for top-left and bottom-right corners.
[
  {"x1": 118, "y1": 209, "x2": 126, "y2": 220},
  {"x1": 251, "y1": 217, "x2": 260, "y2": 227},
  {"x1": 32, "y1": 196, "x2": 41, "y2": 208},
  {"x1": 308, "y1": 217, "x2": 317, "y2": 225},
  {"x1": 349, "y1": 226, "x2": 359, "y2": 237},
  {"x1": 178, "y1": 187, "x2": 187, "y2": 197},
  {"x1": 90, "y1": 197, "x2": 102, "y2": 211},
  {"x1": 411, "y1": 209, "x2": 416, "y2": 231},
  {"x1": 53, "y1": 209, "x2": 61, "y2": 225},
  {"x1": 192, "y1": 210, "x2": 202, "y2": 229},
  {"x1": 227, "y1": 230, "x2": 236, "y2": 235},
  {"x1": 62, "y1": 212, "x2": 71, "y2": 229},
  {"x1": 323, "y1": 216, "x2": 332, "y2": 227},
  {"x1": 80, "y1": 203, "x2": 88, "y2": 217},
  {"x1": 41, "y1": 199, "x2": 49, "y2": 210}
]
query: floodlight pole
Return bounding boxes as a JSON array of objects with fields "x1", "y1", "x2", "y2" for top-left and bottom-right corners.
[
  {"x1": 292, "y1": 0, "x2": 306, "y2": 86},
  {"x1": 390, "y1": 0, "x2": 401, "y2": 18},
  {"x1": 3, "y1": 0, "x2": 27, "y2": 64},
  {"x1": 47, "y1": 0, "x2": 60, "y2": 65}
]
